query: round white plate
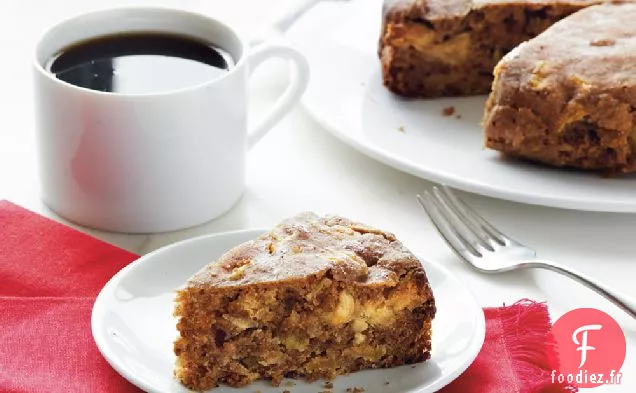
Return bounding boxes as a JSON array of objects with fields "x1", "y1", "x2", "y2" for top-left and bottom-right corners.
[
  {"x1": 284, "y1": 0, "x2": 636, "y2": 213},
  {"x1": 92, "y1": 229, "x2": 485, "y2": 393}
]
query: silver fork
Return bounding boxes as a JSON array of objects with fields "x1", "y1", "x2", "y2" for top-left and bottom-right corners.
[{"x1": 416, "y1": 185, "x2": 636, "y2": 320}]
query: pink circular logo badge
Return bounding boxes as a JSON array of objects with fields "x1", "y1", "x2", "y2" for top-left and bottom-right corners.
[{"x1": 548, "y1": 308, "x2": 626, "y2": 388}]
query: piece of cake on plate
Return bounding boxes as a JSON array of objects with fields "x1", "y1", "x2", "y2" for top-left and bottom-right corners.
[
  {"x1": 173, "y1": 212, "x2": 436, "y2": 391},
  {"x1": 483, "y1": 2, "x2": 636, "y2": 173},
  {"x1": 378, "y1": 0, "x2": 602, "y2": 98}
]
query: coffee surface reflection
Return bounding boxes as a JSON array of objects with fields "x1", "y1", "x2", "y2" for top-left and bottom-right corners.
[{"x1": 47, "y1": 33, "x2": 234, "y2": 94}]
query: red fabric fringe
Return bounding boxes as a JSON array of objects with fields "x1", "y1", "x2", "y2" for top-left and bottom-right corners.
[
  {"x1": 497, "y1": 299, "x2": 577, "y2": 393},
  {"x1": 442, "y1": 299, "x2": 577, "y2": 393}
]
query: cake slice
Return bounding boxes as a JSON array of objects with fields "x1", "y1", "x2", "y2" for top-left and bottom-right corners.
[
  {"x1": 173, "y1": 212, "x2": 436, "y2": 390},
  {"x1": 379, "y1": 0, "x2": 602, "y2": 98},
  {"x1": 483, "y1": 2, "x2": 636, "y2": 173}
]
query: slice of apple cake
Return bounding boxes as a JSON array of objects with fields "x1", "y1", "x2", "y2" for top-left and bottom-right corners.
[{"x1": 173, "y1": 212, "x2": 436, "y2": 391}]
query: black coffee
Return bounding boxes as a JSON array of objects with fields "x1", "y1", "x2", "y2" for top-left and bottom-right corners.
[{"x1": 46, "y1": 32, "x2": 234, "y2": 94}]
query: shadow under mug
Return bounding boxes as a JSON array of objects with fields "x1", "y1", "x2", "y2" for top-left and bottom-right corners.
[{"x1": 33, "y1": 7, "x2": 309, "y2": 233}]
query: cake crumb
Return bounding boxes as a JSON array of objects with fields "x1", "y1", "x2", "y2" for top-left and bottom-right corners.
[
  {"x1": 397, "y1": 126, "x2": 405, "y2": 133},
  {"x1": 284, "y1": 381, "x2": 296, "y2": 387},
  {"x1": 590, "y1": 38, "x2": 615, "y2": 47},
  {"x1": 346, "y1": 388, "x2": 365, "y2": 393},
  {"x1": 411, "y1": 365, "x2": 417, "y2": 368},
  {"x1": 455, "y1": 114, "x2": 462, "y2": 119},
  {"x1": 283, "y1": 390, "x2": 290, "y2": 393},
  {"x1": 324, "y1": 381, "x2": 333, "y2": 389},
  {"x1": 442, "y1": 106, "x2": 455, "y2": 116},
  {"x1": 385, "y1": 380, "x2": 390, "y2": 385}
]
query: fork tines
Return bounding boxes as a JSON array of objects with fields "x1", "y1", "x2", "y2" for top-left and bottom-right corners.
[{"x1": 416, "y1": 185, "x2": 507, "y2": 259}]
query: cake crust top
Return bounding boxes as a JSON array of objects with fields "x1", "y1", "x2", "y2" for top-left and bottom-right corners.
[
  {"x1": 383, "y1": 0, "x2": 603, "y2": 21},
  {"x1": 492, "y1": 3, "x2": 636, "y2": 96},
  {"x1": 185, "y1": 212, "x2": 425, "y2": 288}
]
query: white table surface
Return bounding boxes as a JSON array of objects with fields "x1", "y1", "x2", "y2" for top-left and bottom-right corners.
[{"x1": 1, "y1": 0, "x2": 634, "y2": 391}]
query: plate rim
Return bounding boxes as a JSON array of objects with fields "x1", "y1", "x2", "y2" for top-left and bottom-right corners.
[
  {"x1": 91, "y1": 228, "x2": 486, "y2": 393},
  {"x1": 300, "y1": 95, "x2": 636, "y2": 213}
]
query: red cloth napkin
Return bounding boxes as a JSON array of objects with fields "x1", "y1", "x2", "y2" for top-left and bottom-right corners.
[
  {"x1": 0, "y1": 200, "x2": 575, "y2": 393},
  {"x1": 0, "y1": 201, "x2": 141, "y2": 393},
  {"x1": 441, "y1": 300, "x2": 575, "y2": 393}
]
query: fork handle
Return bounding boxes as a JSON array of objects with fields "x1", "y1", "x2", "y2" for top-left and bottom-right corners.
[{"x1": 532, "y1": 260, "x2": 636, "y2": 320}]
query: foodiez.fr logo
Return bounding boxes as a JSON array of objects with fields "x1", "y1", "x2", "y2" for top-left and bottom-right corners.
[{"x1": 548, "y1": 308, "x2": 627, "y2": 388}]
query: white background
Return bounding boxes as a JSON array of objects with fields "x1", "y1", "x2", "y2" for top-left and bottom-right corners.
[{"x1": 0, "y1": 0, "x2": 634, "y2": 391}]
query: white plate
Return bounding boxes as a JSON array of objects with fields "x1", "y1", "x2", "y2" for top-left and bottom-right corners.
[
  {"x1": 92, "y1": 229, "x2": 485, "y2": 393},
  {"x1": 284, "y1": 0, "x2": 636, "y2": 213}
]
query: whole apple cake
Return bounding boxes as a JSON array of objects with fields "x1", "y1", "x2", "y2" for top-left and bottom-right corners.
[{"x1": 173, "y1": 212, "x2": 436, "y2": 390}]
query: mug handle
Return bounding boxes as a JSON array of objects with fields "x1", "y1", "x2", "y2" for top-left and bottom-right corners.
[{"x1": 246, "y1": 43, "x2": 310, "y2": 149}]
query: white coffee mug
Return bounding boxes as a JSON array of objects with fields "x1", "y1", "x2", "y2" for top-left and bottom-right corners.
[{"x1": 33, "y1": 7, "x2": 309, "y2": 233}]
